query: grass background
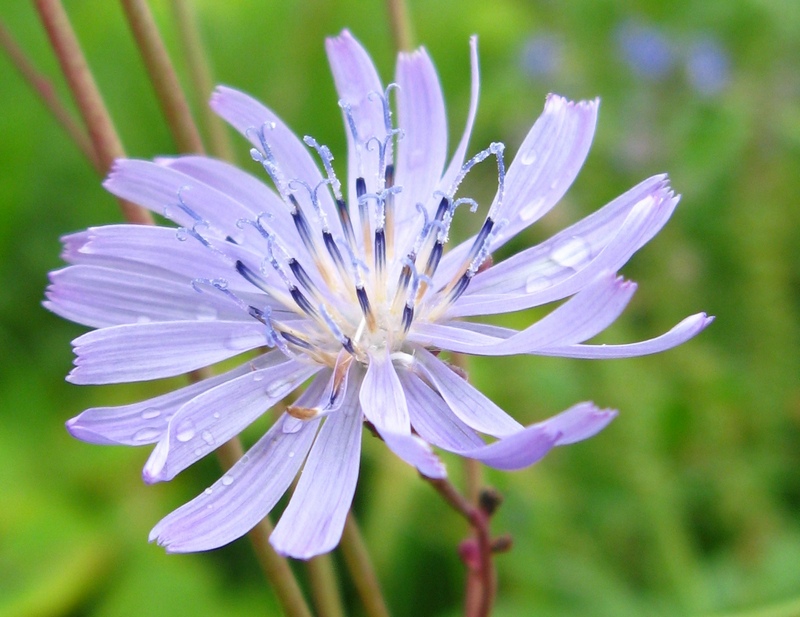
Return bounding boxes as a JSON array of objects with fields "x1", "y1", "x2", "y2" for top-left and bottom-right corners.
[{"x1": 1, "y1": 0, "x2": 799, "y2": 615}]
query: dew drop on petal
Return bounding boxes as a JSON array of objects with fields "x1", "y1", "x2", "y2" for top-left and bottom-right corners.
[
  {"x1": 221, "y1": 474, "x2": 234, "y2": 486},
  {"x1": 520, "y1": 149, "x2": 538, "y2": 165},
  {"x1": 194, "y1": 447, "x2": 203, "y2": 456},
  {"x1": 288, "y1": 451, "x2": 295, "y2": 458},
  {"x1": 265, "y1": 379, "x2": 291, "y2": 399},
  {"x1": 519, "y1": 197, "x2": 545, "y2": 221},
  {"x1": 525, "y1": 275, "x2": 552, "y2": 293},
  {"x1": 196, "y1": 305, "x2": 218, "y2": 321},
  {"x1": 253, "y1": 372, "x2": 265, "y2": 382},
  {"x1": 225, "y1": 334, "x2": 255, "y2": 351},
  {"x1": 201, "y1": 430, "x2": 215, "y2": 446},
  {"x1": 204, "y1": 488, "x2": 213, "y2": 496},
  {"x1": 133, "y1": 427, "x2": 161, "y2": 442},
  {"x1": 176, "y1": 419, "x2": 196, "y2": 442},
  {"x1": 213, "y1": 412, "x2": 220, "y2": 420},
  {"x1": 141, "y1": 408, "x2": 161, "y2": 420},
  {"x1": 549, "y1": 236, "x2": 592, "y2": 270}
]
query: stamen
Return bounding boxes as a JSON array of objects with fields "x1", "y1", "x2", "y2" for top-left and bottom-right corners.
[
  {"x1": 384, "y1": 164, "x2": 396, "y2": 259},
  {"x1": 247, "y1": 122, "x2": 287, "y2": 196},
  {"x1": 356, "y1": 177, "x2": 372, "y2": 264},
  {"x1": 356, "y1": 285, "x2": 377, "y2": 331},
  {"x1": 339, "y1": 101, "x2": 363, "y2": 176},
  {"x1": 320, "y1": 304, "x2": 357, "y2": 356},
  {"x1": 303, "y1": 136, "x2": 342, "y2": 201}
]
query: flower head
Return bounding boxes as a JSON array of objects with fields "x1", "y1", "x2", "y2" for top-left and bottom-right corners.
[{"x1": 45, "y1": 30, "x2": 711, "y2": 559}]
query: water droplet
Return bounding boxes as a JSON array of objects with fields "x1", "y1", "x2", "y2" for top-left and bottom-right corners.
[
  {"x1": 221, "y1": 474, "x2": 234, "y2": 486},
  {"x1": 519, "y1": 197, "x2": 545, "y2": 221},
  {"x1": 133, "y1": 427, "x2": 161, "y2": 442},
  {"x1": 520, "y1": 148, "x2": 538, "y2": 165},
  {"x1": 194, "y1": 447, "x2": 203, "y2": 456},
  {"x1": 176, "y1": 419, "x2": 196, "y2": 442},
  {"x1": 265, "y1": 379, "x2": 290, "y2": 399},
  {"x1": 204, "y1": 487, "x2": 213, "y2": 495},
  {"x1": 196, "y1": 305, "x2": 218, "y2": 321},
  {"x1": 549, "y1": 236, "x2": 592, "y2": 270},
  {"x1": 213, "y1": 412, "x2": 220, "y2": 420},
  {"x1": 201, "y1": 430, "x2": 215, "y2": 446},
  {"x1": 141, "y1": 408, "x2": 161, "y2": 420},
  {"x1": 253, "y1": 372, "x2": 265, "y2": 382},
  {"x1": 241, "y1": 455, "x2": 250, "y2": 464},
  {"x1": 225, "y1": 334, "x2": 255, "y2": 351},
  {"x1": 288, "y1": 451, "x2": 295, "y2": 458},
  {"x1": 525, "y1": 275, "x2": 552, "y2": 293}
]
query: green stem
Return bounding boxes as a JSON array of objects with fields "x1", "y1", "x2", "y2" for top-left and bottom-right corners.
[
  {"x1": 34, "y1": 0, "x2": 153, "y2": 225},
  {"x1": 305, "y1": 555, "x2": 345, "y2": 617},
  {"x1": 119, "y1": 0, "x2": 205, "y2": 154},
  {"x1": 0, "y1": 19, "x2": 99, "y2": 169},
  {"x1": 215, "y1": 438, "x2": 315, "y2": 617},
  {"x1": 169, "y1": 0, "x2": 235, "y2": 162},
  {"x1": 385, "y1": 0, "x2": 415, "y2": 51},
  {"x1": 341, "y1": 513, "x2": 391, "y2": 617}
]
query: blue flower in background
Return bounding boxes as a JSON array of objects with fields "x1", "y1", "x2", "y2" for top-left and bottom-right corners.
[
  {"x1": 45, "y1": 30, "x2": 711, "y2": 560},
  {"x1": 615, "y1": 20, "x2": 675, "y2": 80},
  {"x1": 686, "y1": 36, "x2": 731, "y2": 95}
]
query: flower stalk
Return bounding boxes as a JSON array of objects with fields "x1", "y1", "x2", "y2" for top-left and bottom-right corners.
[
  {"x1": 33, "y1": 0, "x2": 153, "y2": 225},
  {"x1": 0, "y1": 19, "x2": 98, "y2": 169},
  {"x1": 341, "y1": 513, "x2": 391, "y2": 617},
  {"x1": 119, "y1": 0, "x2": 205, "y2": 154}
]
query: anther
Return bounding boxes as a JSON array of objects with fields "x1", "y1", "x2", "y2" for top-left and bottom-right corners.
[{"x1": 356, "y1": 286, "x2": 377, "y2": 331}]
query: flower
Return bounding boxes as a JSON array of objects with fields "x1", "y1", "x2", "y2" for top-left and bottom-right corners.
[{"x1": 45, "y1": 30, "x2": 711, "y2": 560}]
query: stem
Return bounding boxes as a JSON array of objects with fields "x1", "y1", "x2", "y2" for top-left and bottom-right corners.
[
  {"x1": 119, "y1": 0, "x2": 205, "y2": 154},
  {"x1": 34, "y1": 0, "x2": 153, "y2": 225},
  {"x1": 169, "y1": 0, "x2": 235, "y2": 161},
  {"x1": 385, "y1": 0, "x2": 415, "y2": 52},
  {"x1": 0, "y1": 19, "x2": 98, "y2": 169},
  {"x1": 216, "y1": 437, "x2": 315, "y2": 617},
  {"x1": 306, "y1": 555, "x2": 345, "y2": 617},
  {"x1": 425, "y1": 478, "x2": 496, "y2": 617},
  {"x1": 340, "y1": 513, "x2": 391, "y2": 617}
]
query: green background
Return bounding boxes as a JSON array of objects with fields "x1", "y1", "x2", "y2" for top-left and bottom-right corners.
[{"x1": 1, "y1": 1, "x2": 799, "y2": 615}]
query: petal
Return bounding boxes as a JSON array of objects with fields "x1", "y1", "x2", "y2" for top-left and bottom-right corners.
[
  {"x1": 448, "y1": 176, "x2": 676, "y2": 316},
  {"x1": 359, "y1": 352, "x2": 410, "y2": 434},
  {"x1": 454, "y1": 402, "x2": 616, "y2": 470},
  {"x1": 143, "y1": 359, "x2": 319, "y2": 482},
  {"x1": 150, "y1": 410, "x2": 322, "y2": 553},
  {"x1": 394, "y1": 47, "x2": 447, "y2": 212},
  {"x1": 358, "y1": 355, "x2": 445, "y2": 477},
  {"x1": 45, "y1": 265, "x2": 247, "y2": 328},
  {"x1": 270, "y1": 375, "x2": 363, "y2": 559},
  {"x1": 68, "y1": 320, "x2": 271, "y2": 384},
  {"x1": 395, "y1": 36, "x2": 479, "y2": 251},
  {"x1": 57, "y1": 224, "x2": 244, "y2": 286},
  {"x1": 412, "y1": 347, "x2": 522, "y2": 438},
  {"x1": 399, "y1": 368, "x2": 484, "y2": 450},
  {"x1": 65, "y1": 350, "x2": 288, "y2": 446},
  {"x1": 492, "y1": 95, "x2": 599, "y2": 243},
  {"x1": 209, "y1": 86, "x2": 338, "y2": 233},
  {"x1": 104, "y1": 159, "x2": 255, "y2": 237},
  {"x1": 536, "y1": 313, "x2": 714, "y2": 358},
  {"x1": 436, "y1": 94, "x2": 598, "y2": 282},
  {"x1": 411, "y1": 273, "x2": 637, "y2": 355},
  {"x1": 402, "y1": 368, "x2": 616, "y2": 470},
  {"x1": 325, "y1": 30, "x2": 385, "y2": 203}
]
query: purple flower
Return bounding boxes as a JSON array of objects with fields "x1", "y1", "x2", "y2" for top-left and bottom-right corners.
[{"x1": 45, "y1": 30, "x2": 711, "y2": 559}]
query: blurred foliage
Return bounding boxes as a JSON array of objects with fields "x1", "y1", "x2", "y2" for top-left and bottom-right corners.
[{"x1": 1, "y1": 0, "x2": 799, "y2": 616}]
